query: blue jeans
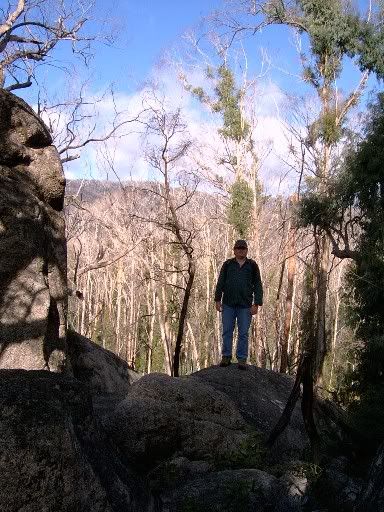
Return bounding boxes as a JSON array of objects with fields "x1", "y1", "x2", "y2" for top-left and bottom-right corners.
[{"x1": 222, "y1": 304, "x2": 252, "y2": 361}]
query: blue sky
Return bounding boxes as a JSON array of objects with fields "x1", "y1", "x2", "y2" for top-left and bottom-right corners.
[
  {"x1": 18, "y1": 0, "x2": 381, "y2": 106},
  {"x1": 13, "y1": 0, "x2": 383, "y2": 190},
  {"x1": 111, "y1": 0, "x2": 223, "y2": 85},
  {"x1": 20, "y1": 0, "x2": 224, "y2": 102}
]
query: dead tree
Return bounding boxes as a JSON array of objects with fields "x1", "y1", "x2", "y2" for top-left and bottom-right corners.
[
  {"x1": 139, "y1": 90, "x2": 200, "y2": 377},
  {"x1": 0, "y1": 0, "x2": 103, "y2": 91}
]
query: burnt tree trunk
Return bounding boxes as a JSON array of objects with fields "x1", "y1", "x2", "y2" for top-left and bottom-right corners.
[{"x1": 172, "y1": 258, "x2": 195, "y2": 377}]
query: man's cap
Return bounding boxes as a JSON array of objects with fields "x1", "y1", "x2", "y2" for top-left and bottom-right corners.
[{"x1": 234, "y1": 239, "x2": 248, "y2": 249}]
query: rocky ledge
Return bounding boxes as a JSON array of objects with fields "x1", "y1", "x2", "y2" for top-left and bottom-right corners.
[{"x1": 2, "y1": 339, "x2": 381, "y2": 512}]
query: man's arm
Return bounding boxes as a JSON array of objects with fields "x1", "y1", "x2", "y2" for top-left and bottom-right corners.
[
  {"x1": 214, "y1": 262, "x2": 227, "y2": 311},
  {"x1": 252, "y1": 262, "x2": 263, "y2": 306}
]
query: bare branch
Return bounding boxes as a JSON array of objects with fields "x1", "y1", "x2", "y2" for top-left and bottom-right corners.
[
  {"x1": 0, "y1": 0, "x2": 103, "y2": 90},
  {"x1": 0, "y1": 0, "x2": 25, "y2": 37},
  {"x1": 58, "y1": 110, "x2": 144, "y2": 161},
  {"x1": 324, "y1": 227, "x2": 359, "y2": 261}
]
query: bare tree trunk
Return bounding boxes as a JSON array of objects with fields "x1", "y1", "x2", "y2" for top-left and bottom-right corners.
[
  {"x1": 258, "y1": 320, "x2": 266, "y2": 368},
  {"x1": 131, "y1": 303, "x2": 139, "y2": 369},
  {"x1": 329, "y1": 263, "x2": 343, "y2": 389},
  {"x1": 76, "y1": 279, "x2": 83, "y2": 332},
  {"x1": 250, "y1": 321, "x2": 258, "y2": 365},
  {"x1": 280, "y1": 216, "x2": 297, "y2": 373},
  {"x1": 146, "y1": 287, "x2": 156, "y2": 375},
  {"x1": 267, "y1": 353, "x2": 306, "y2": 447},
  {"x1": 315, "y1": 235, "x2": 330, "y2": 382},
  {"x1": 301, "y1": 355, "x2": 321, "y2": 462},
  {"x1": 158, "y1": 282, "x2": 172, "y2": 376},
  {"x1": 250, "y1": 191, "x2": 262, "y2": 364},
  {"x1": 173, "y1": 259, "x2": 196, "y2": 377},
  {"x1": 128, "y1": 265, "x2": 135, "y2": 365},
  {"x1": 268, "y1": 355, "x2": 320, "y2": 461},
  {"x1": 115, "y1": 263, "x2": 123, "y2": 355},
  {"x1": 87, "y1": 276, "x2": 94, "y2": 335},
  {"x1": 287, "y1": 284, "x2": 297, "y2": 370},
  {"x1": 274, "y1": 257, "x2": 286, "y2": 370},
  {"x1": 80, "y1": 272, "x2": 89, "y2": 334}
]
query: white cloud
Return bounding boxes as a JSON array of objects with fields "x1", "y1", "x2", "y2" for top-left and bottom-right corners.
[
  {"x1": 40, "y1": 64, "x2": 299, "y2": 196},
  {"x1": 64, "y1": 168, "x2": 77, "y2": 180}
]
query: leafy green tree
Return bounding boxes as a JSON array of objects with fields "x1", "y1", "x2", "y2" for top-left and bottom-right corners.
[
  {"x1": 188, "y1": 65, "x2": 250, "y2": 144},
  {"x1": 211, "y1": 65, "x2": 250, "y2": 143},
  {"x1": 213, "y1": 0, "x2": 384, "y2": 454},
  {"x1": 272, "y1": 0, "x2": 366, "y2": 380},
  {"x1": 342, "y1": 96, "x2": 384, "y2": 446},
  {"x1": 187, "y1": 64, "x2": 257, "y2": 237},
  {"x1": 228, "y1": 178, "x2": 254, "y2": 237},
  {"x1": 236, "y1": 0, "x2": 384, "y2": 80}
]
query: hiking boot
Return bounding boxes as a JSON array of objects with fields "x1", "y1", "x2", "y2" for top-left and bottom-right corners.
[
  {"x1": 237, "y1": 359, "x2": 247, "y2": 370},
  {"x1": 219, "y1": 356, "x2": 231, "y2": 367}
]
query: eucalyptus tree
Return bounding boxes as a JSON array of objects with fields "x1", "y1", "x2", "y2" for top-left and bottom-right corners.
[
  {"x1": 185, "y1": 63, "x2": 259, "y2": 240},
  {"x1": 207, "y1": 0, "x2": 384, "y2": 459}
]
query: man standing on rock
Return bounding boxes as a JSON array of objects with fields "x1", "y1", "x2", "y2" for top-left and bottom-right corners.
[{"x1": 214, "y1": 240, "x2": 263, "y2": 370}]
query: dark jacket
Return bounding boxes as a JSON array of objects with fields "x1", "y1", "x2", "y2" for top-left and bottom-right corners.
[{"x1": 214, "y1": 258, "x2": 263, "y2": 308}]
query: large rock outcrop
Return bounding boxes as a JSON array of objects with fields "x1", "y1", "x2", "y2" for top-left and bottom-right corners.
[
  {"x1": 0, "y1": 90, "x2": 67, "y2": 371},
  {"x1": 1, "y1": 358, "x2": 372, "y2": 512},
  {"x1": 0, "y1": 369, "x2": 150, "y2": 512},
  {"x1": 67, "y1": 330, "x2": 140, "y2": 394},
  {"x1": 192, "y1": 365, "x2": 307, "y2": 462},
  {"x1": 105, "y1": 372, "x2": 257, "y2": 471},
  {"x1": 103, "y1": 364, "x2": 370, "y2": 511}
]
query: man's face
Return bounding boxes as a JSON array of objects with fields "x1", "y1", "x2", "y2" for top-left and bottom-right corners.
[{"x1": 234, "y1": 247, "x2": 248, "y2": 260}]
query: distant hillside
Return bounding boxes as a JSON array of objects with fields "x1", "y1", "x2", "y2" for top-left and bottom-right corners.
[
  {"x1": 65, "y1": 179, "x2": 179, "y2": 203},
  {"x1": 65, "y1": 179, "x2": 281, "y2": 208},
  {"x1": 65, "y1": 179, "x2": 121, "y2": 202}
]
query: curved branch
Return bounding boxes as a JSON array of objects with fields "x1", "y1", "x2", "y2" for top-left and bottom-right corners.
[
  {"x1": 5, "y1": 77, "x2": 32, "y2": 91},
  {"x1": 325, "y1": 227, "x2": 359, "y2": 261},
  {"x1": 58, "y1": 112, "x2": 144, "y2": 158}
]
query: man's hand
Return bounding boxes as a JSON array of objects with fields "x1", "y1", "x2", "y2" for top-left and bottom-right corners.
[
  {"x1": 251, "y1": 304, "x2": 259, "y2": 316},
  {"x1": 215, "y1": 301, "x2": 222, "y2": 312}
]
